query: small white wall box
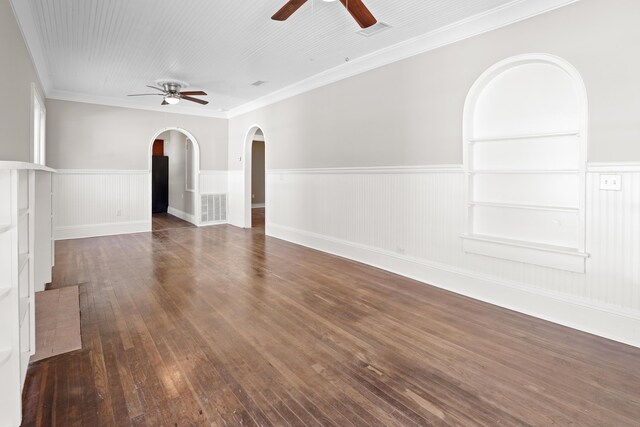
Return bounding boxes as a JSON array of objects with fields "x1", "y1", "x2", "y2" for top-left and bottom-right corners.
[{"x1": 599, "y1": 174, "x2": 622, "y2": 191}]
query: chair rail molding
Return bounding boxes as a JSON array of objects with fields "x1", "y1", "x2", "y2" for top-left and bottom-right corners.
[
  {"x1": 587, "y1": 162, "x2": 640, "y2": 173},
  {"x1": 267, "y1": 165, "x2": 463, "y2": 175}
]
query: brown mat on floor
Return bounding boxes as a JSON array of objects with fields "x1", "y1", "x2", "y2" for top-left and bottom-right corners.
[{"x1": 31, "y1": 286, "x2": 81, "y2": 362}]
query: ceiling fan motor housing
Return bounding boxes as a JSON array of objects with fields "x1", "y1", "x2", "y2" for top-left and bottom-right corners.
[
  {"x1": 156, "y1": 80, "x2": 188, "y2": 94},
  {"x1": 128, "y1": 79, "x2": 208, "y2": 106}
]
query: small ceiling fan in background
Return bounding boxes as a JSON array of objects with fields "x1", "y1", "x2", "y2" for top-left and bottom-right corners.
[
  {"x1": 272, "y1": 0, "x2": 377, "y2": 28},
  {"x1": 128, "y1": 81, "x2": 209, "y2": 106}
]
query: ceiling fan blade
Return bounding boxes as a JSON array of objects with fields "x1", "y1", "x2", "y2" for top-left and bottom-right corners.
[
  {"x1": 272, "y1": 0, "x2": 308, "y2": 21},
  {"x1": 180, "y1": 95, "x2": 209, "y2": 105},
  {"x1": 146, "y1": 85, "x2": 166, "y2": 92},
  {"x1": 128, "y1": 93, "x2": 163, "y2": 96},
  {"x1": 179, "y1": 91, "x2": 207, "y2": 96},
  {"x1": 339, "y1": 0, "x2": 377, "y2": 28},
  {"x1": 161, "y1": 100, "x2": 168, "y2": 105}
]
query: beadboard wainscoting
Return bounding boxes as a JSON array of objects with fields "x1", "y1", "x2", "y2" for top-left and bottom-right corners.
[
  {"x1": 55, "y1": 169, "x2": 229, "y2": 239},
  {"x1": 265, "y1": 164, "x2": 640, "y2": 347},
  {"x1": 228, "y1": 169, "x2": 245, "y2": 227},
  {"x1": 200, "y1": 170, "x2": 229, "y2": 194},
  {"x1": 54, "y1": 170, "x2": 150, "y2": 239}
]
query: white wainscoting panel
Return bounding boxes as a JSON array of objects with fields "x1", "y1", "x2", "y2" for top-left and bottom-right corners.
[
  {"x1": 54, "y1": 170, "x2": 150, "y2": 239},
  {"x1": 266, "y1": 166, "x2": 640, "y2": 347},
  {"x1": 227, "y1": 169, "x2": 245, "y2": 227},
  {"x1": 200, "y1": 170, "x2": 229, "y2": 195},
  {"x1": 55, "y1": 169, "x2": 232, "y2": 239}
]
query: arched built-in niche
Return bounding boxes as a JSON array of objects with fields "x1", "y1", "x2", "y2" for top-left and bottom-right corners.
[
  {"x1": 148, "y1": 127, "x2": 201, "y2": 227},
  {"x1": 243, "y1": 125, "x2": 267, "y2": 228},
  {"x1": 461, "y1": 54, "x2": 589, "y2": 273}
]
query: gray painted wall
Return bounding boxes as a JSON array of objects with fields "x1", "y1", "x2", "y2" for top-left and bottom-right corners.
[
  {"x1": 251, "y1": 141, "x2": 265, "y2": 204},
  {"x1": 0, "y1": 0, "x2": 44, "y2": 162},
  {"x1": 229, "y1": 0, "x2": 640, "y2": 170},
  {"x1": 46, "y1": 99, "x2": 228, "y2": 170}
]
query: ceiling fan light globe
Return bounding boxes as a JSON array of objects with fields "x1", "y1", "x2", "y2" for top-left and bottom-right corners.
[{"x1": 164, "y1": 96, "x2": 180, "y2": 105}]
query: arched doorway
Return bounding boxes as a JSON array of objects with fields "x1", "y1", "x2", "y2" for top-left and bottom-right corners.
[
  {"x1": 243, "y1": 126, "x2": 267, "y2": 230},
  {"x1": 148, "y1": 127, "x2": 201, "y2": 230}
]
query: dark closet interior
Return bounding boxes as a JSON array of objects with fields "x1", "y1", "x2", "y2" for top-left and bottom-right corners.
[{"x1": 152, "y1": 139, "x2": 169, "y2": 213}]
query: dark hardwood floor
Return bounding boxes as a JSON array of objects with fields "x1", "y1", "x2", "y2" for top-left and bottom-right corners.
[
  {"x1": 22, "y1": 224, "x2": 640, "y2": 426},
  {"x1": 152, "y1": 213, "x2": 195, "y2": 231},
  {"x1": 252, "y1": 207, "x2": 265, "y2": 231}
]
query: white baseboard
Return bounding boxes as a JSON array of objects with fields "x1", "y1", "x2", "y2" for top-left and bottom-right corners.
[
  {"x1": 55, "y1": 221, "x2": 150, "y2": 240},
  {"x1": 167, "y1": 207, "x2": 197, "y2": 225},
  {"x1": 268, "y1": 223, "x2": 640, "y2": 348},
  {"x1": 252, "y1": 203, "x2": 265, "y2": 208},
  {"x1": 197, "y1": 220, "x2": 228, "y2": 228}
]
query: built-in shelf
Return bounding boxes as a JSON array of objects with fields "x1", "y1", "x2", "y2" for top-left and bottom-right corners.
[
  {"x1": 469, "y1": 130, "x2": 580, "y2": 143},
  {"x1": 467, "y1": 169, "x2": 580, "y2": 175},
  {"x1": 19, "y1": 297, "x2": 29, "y2": 325},
  {"x1": 18, "y1": 253, "x2": 29, "y2": 273},
  {"x1": 461, "y1": 233, "x2": 589, "y2": 257},
  {"x1": 461, "y1": 233, "x2": 588, "y2": 273},
  {"x1": 469, "y1": 201, "x2": 579, "y2": 213},
  {"x1": 1, "y1": 161, "x2": 56, "y2": 419},
  {"x1": 0, "y1": 161, "x2": 56, "y2": 172}
]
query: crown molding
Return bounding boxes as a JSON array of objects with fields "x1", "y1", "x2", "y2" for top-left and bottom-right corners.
[
  {"x1": 12, "y1": 0, "x2": 577, "y2": 120},
  {"x1": 10, "y1": 0, "x2": 53, "y2": 93},
  {"x1": 226, "y1": 0, "x2": 578, "y2": 118},
  {"x1": 47, "y1": 90, "x2": 229, "y2": 119}
]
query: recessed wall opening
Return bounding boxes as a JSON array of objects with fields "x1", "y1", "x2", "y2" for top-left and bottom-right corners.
[
  {"x1": 251, "y1": 131, "x2": 265, "y2": 230},
  {"x1": 149, "y1": 128, "x2": 200, "y2": 231},
  {"x1": 462, "y1": 54, "x2": 588, "y2": 272},
  {"x1": 244, "y1": 126, "x2": 266, "y2": 231}
]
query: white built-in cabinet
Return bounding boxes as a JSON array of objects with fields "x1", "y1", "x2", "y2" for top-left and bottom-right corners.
[
  {"x1": 462, "y1": 54, "x2": 589, "y2": 273},
  {"x1": 0, "y1": 162, "x2": 55, "y2": 427}
]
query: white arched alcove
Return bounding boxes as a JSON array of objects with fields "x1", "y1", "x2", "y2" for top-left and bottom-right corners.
[
  {"x1": 147, "y1": 127, "x2": 201, "y2": 227},
  {"x1": 242, "y1": 125, "x2": 267, "y2": 228},
  {"x1": 462, "y1": 54, "x2": 589, "y2": 273}
]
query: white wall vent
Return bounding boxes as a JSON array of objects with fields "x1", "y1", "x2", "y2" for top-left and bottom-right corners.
[
  {"x1": 356, "y1": 22, "x2": 391, "y2": 37},
  {"x1": 201, "y1": 193, "x2": 227, "y2": 223}
]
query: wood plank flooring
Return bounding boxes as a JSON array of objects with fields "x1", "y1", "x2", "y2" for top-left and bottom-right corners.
[
  {"x1": 22, "y1": 224, "x2": 640, "y2": 426},
  {"x1": 252, "y1": 208, "x2": 265, "y2": 231},
  {"x1": 152, "y1": 213, "x2": 195, "y2": 231}
]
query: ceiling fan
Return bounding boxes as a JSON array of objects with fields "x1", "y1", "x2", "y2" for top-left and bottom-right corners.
[
  {"x1": 272, "y1": 0, "x2": 377, "y2": 28},
  {"x1": 128, "y1": 81, "x2": 209, "y2": 106}
]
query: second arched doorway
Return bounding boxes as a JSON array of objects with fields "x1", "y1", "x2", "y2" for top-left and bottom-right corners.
[{"x1": 243, "y1": 126, "x2": 266, "y2": 231}]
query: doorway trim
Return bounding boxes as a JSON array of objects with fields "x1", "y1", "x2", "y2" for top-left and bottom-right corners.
[
  {"x1": 243, "y1": 125, "x2": 267, "y2": 228},
  {"x1": 148, "y1": 127, "x2": 201, "y2": 227}
]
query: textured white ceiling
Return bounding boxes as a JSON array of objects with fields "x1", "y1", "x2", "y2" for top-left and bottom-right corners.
[{"x1": 20, "y1": 0, "x2": 532, "y2": 114}]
